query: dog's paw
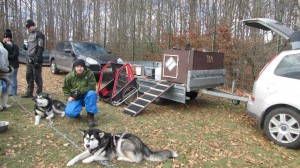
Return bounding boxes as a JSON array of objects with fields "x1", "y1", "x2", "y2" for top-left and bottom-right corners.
[
  {"x1": 61, "y1": 113, "x2": 65, "y2": 117},
  {"x1": 82, "y1": 157, "x2": 94, "y2": 163},
  {"x1": 117, "y1": 156, "x2": 131, "y2": 162},
  {"x1": 34, "y1": 120, "x2": 40, "y2": 126},
  {"x1": 3, "y1": 104, "x2": 11, "y2": 109},
  {"x1": 67, "y1": 160, "x2": 75, "y2": 167}
]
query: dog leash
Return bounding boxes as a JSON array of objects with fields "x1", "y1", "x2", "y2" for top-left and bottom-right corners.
[
  {"x1": 12, "y1": 96, "x2": 115, "y2": 168},
  {"x1": 12, "y1": 96, "x2": 82, "y2": 150},
  {"x1": 112, "y1": 132, "x2": 127, "y2": 147}
]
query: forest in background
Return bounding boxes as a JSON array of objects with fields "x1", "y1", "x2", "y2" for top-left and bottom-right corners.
[{"x1": 1, "y1": 0, "x2": 300, "y2": 91}]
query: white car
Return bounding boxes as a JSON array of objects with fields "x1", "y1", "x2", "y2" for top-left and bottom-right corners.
[{"x1": 244, "y1": 18, "x2": 300, "y2": 149}]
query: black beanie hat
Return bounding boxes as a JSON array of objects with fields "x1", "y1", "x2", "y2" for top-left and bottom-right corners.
[
  {"x1": 25, "y1": 19, "x2": 35, "y2": 28},
  {"x1": 73, "y1": 59, "x2": 86, "y2": 69},
  {"x1": 4, "y1": 29, "x2": 12, "y2": 38}
]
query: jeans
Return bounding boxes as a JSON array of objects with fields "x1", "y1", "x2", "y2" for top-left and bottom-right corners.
[
  {"x1": 10, "y1": 68, "x2": 18, "y2": 95},
  {"x1": 65, "y1": 90, "x2": 99, "y2": 118}
]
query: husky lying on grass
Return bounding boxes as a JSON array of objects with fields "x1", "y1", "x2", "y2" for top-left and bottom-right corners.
[
  {"x1": 67, "y1": 128, "x2": 178, "y2": 166},
  {"x1": 33, "y1": 93, "x2": 65, "y2": 126}
]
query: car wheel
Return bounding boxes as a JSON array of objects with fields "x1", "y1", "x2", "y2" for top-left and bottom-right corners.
[
  {"x1": 263, "y1": 107, "x2": 300, "y2": 149},
  {"x1": 50, "y1": 60, "x2": 58, "y2": 74}
]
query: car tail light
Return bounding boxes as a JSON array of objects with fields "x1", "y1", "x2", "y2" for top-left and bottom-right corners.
[{"x1": 255, "y1": 53, "x2": 280, "y2": 81}]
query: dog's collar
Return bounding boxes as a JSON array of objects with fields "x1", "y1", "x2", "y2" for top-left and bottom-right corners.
[
  {"x1": 89, "y1": 146, "x2": 102, "y2": 155},
  {"x1": 112, "y1": 132, "x2": 126, "y2": 147},
  {"x1": 36, "y1": 104, "x2": 52, "y2": 113}
]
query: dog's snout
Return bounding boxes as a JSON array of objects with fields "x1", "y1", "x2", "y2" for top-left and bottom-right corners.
[{"x1": 86, "y1": 144, "x2": 90, "y2": 148}]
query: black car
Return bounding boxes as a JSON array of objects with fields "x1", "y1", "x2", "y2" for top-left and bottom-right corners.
[
  {"x1": 49, "y1": 41, "x2": 123, "y2": 76},
  {"x1": 19, "y1": 49, "x2": 50, "y2": 66}
]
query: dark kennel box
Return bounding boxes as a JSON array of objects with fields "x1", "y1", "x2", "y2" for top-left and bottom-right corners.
[{"x1": 161, "y1": 49, "x2": 224, "y2": 84}]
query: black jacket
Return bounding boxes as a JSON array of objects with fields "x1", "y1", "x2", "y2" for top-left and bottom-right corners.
[
  {"x1": 27, "y1": 28, "x2": 45, "y2": 63},
  {"x1": 2, "y1": 41, "x2": 19, "y2": 69}
]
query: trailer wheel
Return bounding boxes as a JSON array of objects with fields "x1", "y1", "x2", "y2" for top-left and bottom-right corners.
[
  {"x1": 232, "y1": 99, "x2": 240, "y2": 105},
  {"x1": 186, "y1": 91, "x2": 198, "y2": 100},
  {"x1": 153, "y1": 97, "x2": 166, "y2": 105},
  {"x1": 122, "y1": 86, "x2": 138, "y2": 105}
]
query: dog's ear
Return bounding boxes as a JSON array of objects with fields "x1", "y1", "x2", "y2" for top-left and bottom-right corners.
[
  {"x1": 99, "y1": 132, "x2": 105, "y2": 138},
  {"x1": 79, "y1": 129, "x2": 86, "y2": 135}
]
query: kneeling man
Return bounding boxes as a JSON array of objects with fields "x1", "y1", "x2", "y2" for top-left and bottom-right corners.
[{"x1": 62, "y1": 59, "x2": 98, "y2": 127}]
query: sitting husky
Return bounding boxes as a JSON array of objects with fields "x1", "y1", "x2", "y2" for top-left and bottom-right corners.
[
  {"x1": 34, "y1": 93, "x2": 66, "y2": 126},
  {"x1": 67, "y1": 128, "x2": 178, "y2": 166}
]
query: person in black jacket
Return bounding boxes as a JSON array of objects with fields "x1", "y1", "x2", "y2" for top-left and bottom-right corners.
[
  {"x1": 21, "y1": 19, "x2": 45, "y2": 98},
  {"x1": 2, "y1": 29, "x2": 19, "y2": 96}
]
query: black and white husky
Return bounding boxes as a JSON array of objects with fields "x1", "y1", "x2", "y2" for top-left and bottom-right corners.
[
  {"x1": 34, "y1": 93, "x2": 66, "y2": 126},
  {"x1": 67, "y1": 128, "x2": 178, "y2": 166}
]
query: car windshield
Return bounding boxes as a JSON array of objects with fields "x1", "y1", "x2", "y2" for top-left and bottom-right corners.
[{"x1": 72, "y1": 42, "x2": 108, "y2": 55}]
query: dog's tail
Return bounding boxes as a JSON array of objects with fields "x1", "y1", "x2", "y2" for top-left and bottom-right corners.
[
  {"x1": 52, "y1": 105, "x2": 65, "y2": 115},
  {"x1": 143, "y1": 147, "x2": 178, "y2": 162},
  {"x1": 52, "y1": 100, "x2": 66, "y2": 114}
]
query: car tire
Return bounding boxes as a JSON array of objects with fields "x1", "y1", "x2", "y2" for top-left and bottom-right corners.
[
  {"x1": 50, "y1": 60, "x2": 58, "y2": 74},
  {"x1": 263, "y1": 107, "x2": 300, "y2": 149}
]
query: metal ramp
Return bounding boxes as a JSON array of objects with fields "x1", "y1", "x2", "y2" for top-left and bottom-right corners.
[{"x1": 123, "y1": 81, "x2": 175, "y2": 116}]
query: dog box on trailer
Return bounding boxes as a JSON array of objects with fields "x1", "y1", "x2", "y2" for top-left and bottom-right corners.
[
  {"x1": 144, "y1": 67, "x2": 155, "y2": 77},
  {"x1": 162, "y1": 49, "x2": 224, "y2": 84}
]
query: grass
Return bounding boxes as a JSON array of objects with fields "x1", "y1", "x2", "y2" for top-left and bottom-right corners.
[
  {"x1": 1, "y1": 65, "x2": 300, "y2": 167},
  {"x1": 1, "y1": 95, "x2": 300, "y2": 168}
]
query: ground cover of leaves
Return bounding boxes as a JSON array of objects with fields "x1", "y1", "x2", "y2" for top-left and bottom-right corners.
[{"x1": 0, "y1": 64, "x2": 300, "y2": 168}]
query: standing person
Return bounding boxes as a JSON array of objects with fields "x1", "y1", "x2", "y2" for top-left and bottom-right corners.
[
  {"x1": 21, "y1": 19, "x2": 45, "y2": 98},
  {"x1": 62, "y1": 59, "x2": 98, "y2": 127},
  {"x1": 2, "y1": 29, "x2": 19, "y2": 96}
]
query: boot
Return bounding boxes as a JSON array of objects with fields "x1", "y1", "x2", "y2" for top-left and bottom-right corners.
[
  {"x1": 21, "y1": 92, "x2": 33, "y2": 98},
  {"x1": 87, "y1": 113, "x2": 96, "y2": 127}
]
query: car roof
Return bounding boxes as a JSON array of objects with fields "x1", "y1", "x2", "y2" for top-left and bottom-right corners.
[{"x1": 61, "y1": 41, "x2": 98, "y2": 44}]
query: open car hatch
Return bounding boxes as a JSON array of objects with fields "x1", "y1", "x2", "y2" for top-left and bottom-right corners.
[{"x1": 242, "y1": 18, "x2": 295, "y2": 40}]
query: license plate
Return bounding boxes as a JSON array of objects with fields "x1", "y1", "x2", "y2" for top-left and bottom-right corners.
[{"x1": 105, "y1": 68, "x2": 112, "y2": 72}]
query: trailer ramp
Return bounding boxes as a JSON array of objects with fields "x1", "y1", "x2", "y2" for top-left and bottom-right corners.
[{"x1": 123, "y1": 81, "x2": 174, "y2": 116}]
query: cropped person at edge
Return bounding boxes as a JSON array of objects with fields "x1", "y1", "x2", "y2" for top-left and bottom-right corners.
[{"x1": 2, "y1": 29, "x2": 19, "y2": 96}]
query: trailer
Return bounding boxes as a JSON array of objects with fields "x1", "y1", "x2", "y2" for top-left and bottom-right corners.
[{"x1": 98, "y1": 48, "x2": 250, "y2": 116}]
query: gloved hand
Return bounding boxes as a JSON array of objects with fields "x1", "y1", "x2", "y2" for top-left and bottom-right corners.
[
  {"x1": 7, "y1": 65, "x2": 13, "y2": 73},
  {"x1": 28, "y1": 57, "x2": 35, "y2": 64},
  {"x1": 33, "y1": 61, "x2": 40, "y2": 68},
  {"x1": 72, "y1": 90, "x2": 83, "y2": 100}
]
